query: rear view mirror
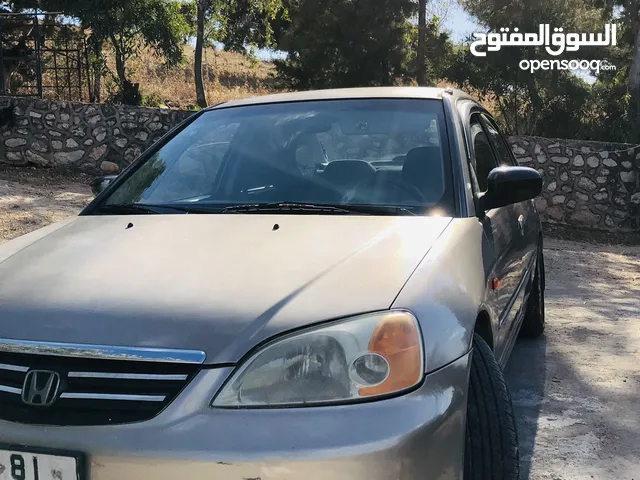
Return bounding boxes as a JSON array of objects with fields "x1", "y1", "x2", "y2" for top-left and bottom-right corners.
[
  {"x1": 90, "y1": 175, "x2": 118, "y2": 196},
  {"x1": 478, "y1": 166, "x2": 542, "y2": 212}
]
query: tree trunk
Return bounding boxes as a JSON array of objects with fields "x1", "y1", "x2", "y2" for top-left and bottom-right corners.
[
  {"x1": 628, "y1": 22, "x2": 640, "y2": 141},
  {"x1": 92, "y1": 39, "x2": 103, "y2": 103},
  {"x1": 195, "y1": 0, "x2": 209, "y2": 109},
  {"x1": 109, "y1": 34, "x2": 127, "y2": 85},
  {"x1": 416, "y1": 0, "x2": 427, "y2": 85}
]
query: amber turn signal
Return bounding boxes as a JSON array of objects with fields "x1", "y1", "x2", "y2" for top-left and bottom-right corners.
[{"x1": 358, "y1": 311, "x2": 423, "y2": 397}]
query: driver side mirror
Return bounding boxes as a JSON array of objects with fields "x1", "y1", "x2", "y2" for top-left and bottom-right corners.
[
  {"x1": 90, "y1": 175, "x2": 118, "y2": 196},
  {"x1": 477, "y1": 166, "x2": 542, "y2": 213}
]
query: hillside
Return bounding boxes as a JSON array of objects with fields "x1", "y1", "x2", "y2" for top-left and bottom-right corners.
[
  {"x1": 100, "y1": 46, "x2": 500, "y2": 115},
  {"x1": 103, "y1": 46, "x2": 281, "y2": 109}
]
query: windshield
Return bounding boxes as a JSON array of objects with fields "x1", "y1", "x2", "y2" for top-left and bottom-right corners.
[{"x1": 99, "y1": 98, "x2": 454, "y2": 215}]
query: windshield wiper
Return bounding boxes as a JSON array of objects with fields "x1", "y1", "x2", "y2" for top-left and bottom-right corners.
[
  {"x1": 222, "y1": 202, "x2": 416, "y2": 216},
  {"x1": 222, "y1": 202, "x2": 352, "y2": 214},
  {"x1": 95, "y1": 203, "x2": 218, "y2": 215},
  {"x1": 96, "y1": 202, "x2": 418, "y2": 216},
  {"x1": 332, "y1": 204, "x2": 417, "y2": 216}
]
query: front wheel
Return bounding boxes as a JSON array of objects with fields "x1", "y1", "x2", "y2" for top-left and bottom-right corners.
[{"x1": 464, "y1": 334, "x2": 519, "y2": 480}]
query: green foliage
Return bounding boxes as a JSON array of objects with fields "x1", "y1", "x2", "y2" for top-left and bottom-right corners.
[
  {"x1": 407, "y1": 17, "x2": 455, "y2": 85},
  {"x1": 214, "y1": 0, "x2": 282, "y2": 52},
  {"x1": 448, "y1": 0, "x2": 640, "y2": 141},
  {"x1": 273, "y1": 0, "x2": 416, "y2": 89},
  {"x1": 42, "y1": 0, "x2": 190, "y2": 104},
  {"x1": 141, "y1": 91, "x2": 165, "y2": 108},
  {"x1": 448, "y1": 0, "x2": 611, "y2": 136}
]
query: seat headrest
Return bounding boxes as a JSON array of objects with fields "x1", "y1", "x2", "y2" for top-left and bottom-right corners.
[
  {"x1": 401, "y1": 147, "x2": 444, "y2": 201},
  {"x1": 322, "y1": 160, "x2": 376, "y2": 187}
]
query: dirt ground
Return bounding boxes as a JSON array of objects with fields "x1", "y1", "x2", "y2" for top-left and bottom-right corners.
[
  {"x1": 506, "y1": 238, "x2": 640, "y2": 479},
  {"x1": 1, "y1": 167, "x2": 639, "y2": 479},
  {"x1": 0, "y1": 166, "x2": 93, "y2": 243}
]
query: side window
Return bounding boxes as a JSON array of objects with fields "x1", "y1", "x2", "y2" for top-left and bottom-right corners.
[
  {"x1": 469, "y1": 113, "x2": 498, "y2": 192},
  {"x1": 480, "y1": 114, "x2": 518, "y2": 167}
]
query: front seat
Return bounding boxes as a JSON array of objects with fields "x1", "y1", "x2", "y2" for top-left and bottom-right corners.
[
  {"x1": 401, "y1": 147, "x2": 445, "y2": 203},
  {"x1": 321, "y1": 160, "x2": 376, "y2": 195},
  {"x1": 223, "y1": 125, "x2": 302, "y2": 199}
]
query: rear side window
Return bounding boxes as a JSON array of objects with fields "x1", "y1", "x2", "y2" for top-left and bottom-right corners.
[{"x1": 469, "y1": 114, "x2": 498, "y2": 192}]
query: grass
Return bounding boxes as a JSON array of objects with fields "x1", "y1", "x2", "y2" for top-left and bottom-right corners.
[
  {"x1": 100, "y1": 45, "x2": 281, "y2": 109},
  {"x1": 37, "y1": 41, "x2": 496, "y2": 112}
]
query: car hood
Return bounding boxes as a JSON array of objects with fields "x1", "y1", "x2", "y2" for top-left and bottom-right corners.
[{"x1": 0, "y1": 214, "x2": 451, "y2": 364}]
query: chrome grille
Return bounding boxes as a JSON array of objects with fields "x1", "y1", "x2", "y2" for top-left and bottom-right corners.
[{"x1": 0, "y1": 351, "x2": 199, "y2": 426}]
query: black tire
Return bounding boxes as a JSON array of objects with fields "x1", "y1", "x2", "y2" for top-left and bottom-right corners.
[
  {"x1": 464, "y1": 334, "x2": 519, "y2": 480},
  {"x1": 519, "y1": 248, "x2": 545, "y2": 338}
]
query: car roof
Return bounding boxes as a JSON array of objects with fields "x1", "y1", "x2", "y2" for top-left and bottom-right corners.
[{"x1": 208, "y1": 86, "x2": 477, "y2": 109}]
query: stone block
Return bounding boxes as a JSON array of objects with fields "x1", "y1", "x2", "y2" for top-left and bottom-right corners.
[
  {"x1": 90, "y1": 145, "x2": 108, "y2": 161},
  {"x1": 577, "y1": 176, "x2": 597, "y2": 191},
  {"x1": 100, "y1": 160, "x2": 119, "y2": 173},
  {"x1": 54, "y1": 150, "x2": 84, "y2": 164},
  {"x1": 620, "y1": 171, "x2": 635, "y2": 183},
  {"x1": 25, "y1": 149, "x2": 49, "y2": 166},
  {"x1": 587, "y1": 156, "x2": 600, "y2": 168},
  {"x1": 567, "y1": 208, "x2": 601, "y2": 226}
]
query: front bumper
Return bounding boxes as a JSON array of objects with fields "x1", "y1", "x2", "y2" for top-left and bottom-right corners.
[{"x1": 0, "y1": 352, "x2": 471, "y2": 480}]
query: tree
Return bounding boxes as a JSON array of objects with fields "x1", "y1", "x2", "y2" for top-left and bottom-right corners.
[
  {"x1": 44, "y1": 0, "x2": 190, "y2": 104},
  {"x1": 408, "y1": 11, "x2": 454, "y2": 86},
  {"x1": 195, "y1": 0, "x2": 209, "y2": 108},
  {"x1": 450, "y1": 0, "x2": 608, "y2": 136},
  {"x1": 417, "y1": 0, "x2": 427, "y2": 85},
  {"x1": 618, "y1": 0, "x2": 640, "y2": 140},
  {"x1": 274, "y1": 0, "x2": 415, "y2": 89},
  {"x1": 193, "y1": 0, "x2": 282, "y2": 108}
]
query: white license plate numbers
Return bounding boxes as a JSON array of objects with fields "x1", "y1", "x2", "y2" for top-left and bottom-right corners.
[{"x1": 0, "y1": 449, "x2": 78, "y2": 480}]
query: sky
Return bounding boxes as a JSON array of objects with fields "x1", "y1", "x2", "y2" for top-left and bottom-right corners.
[{"x1": 441, "y1": 1, "x2": 482, "y2": 42}]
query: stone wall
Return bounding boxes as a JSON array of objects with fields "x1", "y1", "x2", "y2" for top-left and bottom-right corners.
[
  {"x1": 508, "y1": 136, "x2": 640, "y2": 233},
  {"x1": 0, "y1": 96, "x2": 192, "y2": 175},
  {"x1": 0, "y1": 95, "x2": 638, "y2": 233}
]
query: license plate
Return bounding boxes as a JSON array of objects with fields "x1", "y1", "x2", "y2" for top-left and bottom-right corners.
[{"x1": 0, "y1": 447, "x2": 83, "y2": 480}]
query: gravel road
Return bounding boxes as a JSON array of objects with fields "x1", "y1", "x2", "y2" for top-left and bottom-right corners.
[{"x1": 1, "y1": 167, "x2": 639, "y2": 479}]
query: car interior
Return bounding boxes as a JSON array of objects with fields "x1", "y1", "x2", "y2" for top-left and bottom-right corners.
[
  {"x1": 202, "y1": 121, "x2": 448, "y2": 208},
  {"x1": 126, "y1": 108, "x2": 452, "y2": 213}
]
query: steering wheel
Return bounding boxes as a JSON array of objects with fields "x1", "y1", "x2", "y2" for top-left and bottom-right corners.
[{"x1": 344, "y1": 176, "x2": 428, "y2": 204}]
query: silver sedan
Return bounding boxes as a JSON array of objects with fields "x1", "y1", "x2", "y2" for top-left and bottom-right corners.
[{"x1": 0, "y1": 87, "x2": 544, "y2": 480}]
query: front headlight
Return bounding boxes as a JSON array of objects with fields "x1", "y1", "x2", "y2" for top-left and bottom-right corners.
[{"x1": 212, "y1": 310, "x2": 424, "y2": 407}]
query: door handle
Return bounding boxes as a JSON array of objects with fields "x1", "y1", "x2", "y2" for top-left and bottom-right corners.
[{"x1": 518, "y1": 215, "x2": 525, "y2": 235}]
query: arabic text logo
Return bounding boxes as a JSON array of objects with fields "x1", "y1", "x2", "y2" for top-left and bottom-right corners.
[{"x1": 470, "y1": 24, "x2": 617, "y2": 57}]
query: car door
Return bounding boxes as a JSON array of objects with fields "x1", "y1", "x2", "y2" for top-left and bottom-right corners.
[
  {"x1": 467, "y1": 112, "x2": 523, "y2": 364},
  {"x1": 480, "y1": 113, "x2": 539, "y2": 295},
  {"x1": 481, "y1": 114, "x2": 540, "y2": 256}
]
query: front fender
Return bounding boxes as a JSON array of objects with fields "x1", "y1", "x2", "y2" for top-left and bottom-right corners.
[{"x1": 392, "y1": 218, "x2": 489, "y2": 374}]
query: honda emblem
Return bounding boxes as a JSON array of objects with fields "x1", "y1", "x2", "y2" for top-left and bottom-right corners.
[{"x1": 21, "y1": 370, "x2": 61, "y2": 407}]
